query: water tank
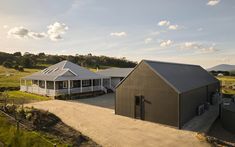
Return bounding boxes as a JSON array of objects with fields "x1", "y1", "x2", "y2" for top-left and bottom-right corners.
[{"x1": 221, "y1": 102, "x2": 235, "y2": 133}]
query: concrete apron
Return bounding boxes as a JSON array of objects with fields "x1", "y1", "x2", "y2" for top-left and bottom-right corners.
[{"x1": 182, "y1": 104, "x2": 219, "y2": 133}]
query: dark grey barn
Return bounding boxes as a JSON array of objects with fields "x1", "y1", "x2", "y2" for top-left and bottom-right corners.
[{"x1": 115, "y1": 60, "x2": 220, "y2": 129}]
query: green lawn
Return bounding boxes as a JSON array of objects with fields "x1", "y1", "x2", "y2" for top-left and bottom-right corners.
[
  {"x1": 7, "y1": 91, "x2": 50, "y2": 101},
  {"x1": 0, "y1": 66, "x2": 39, "y2": 88},
  {"x1": 0, "y1": 112, "x2": 65, "y2": 147},
  {"x1": 216, "y1": 76, "x2": 235, "y2": 95},
  {"x1": 0, "y1": 91, "x2": 50, "y2": 105}
]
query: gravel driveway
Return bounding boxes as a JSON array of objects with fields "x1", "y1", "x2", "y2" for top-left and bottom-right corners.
[
  {"x1": 27, "y1": 95, "x2": 210, "y2": 147},
  {"x1": 71, "y1": 93, "x2": 114, "y2": 109}
]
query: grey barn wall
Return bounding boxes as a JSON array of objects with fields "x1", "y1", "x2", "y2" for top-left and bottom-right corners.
[
  {"x1": 180, "y1": 82, "x2": 219, "y2": 126},
  {"x1": 180, "y1": 86, "x2": 207, "y2": 126},
  {"x1": 116, "y1": 62, "x2": 179, "y2": 127},
  {"x1": 207, "y1": 82, "x2": 220, "y2": 98}
]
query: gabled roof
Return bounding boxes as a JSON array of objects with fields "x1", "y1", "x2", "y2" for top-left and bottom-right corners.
[
  {"x1": 96, "y1": 68, "x2": 133, "y2": 78},
  {"x1": 23, "y1": 60, "x2": 108, "y2": 81},
  {"x1": 117, "y1": 60, "x2": 219, "y2": 93}
]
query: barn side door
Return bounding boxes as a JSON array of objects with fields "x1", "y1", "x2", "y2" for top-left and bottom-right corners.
[{"x1": 134, "y1": 96, "x2": 145, "y2": 120}]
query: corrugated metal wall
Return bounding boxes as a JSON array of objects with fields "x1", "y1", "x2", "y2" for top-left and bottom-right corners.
[
  {"x1": 180, "y1": 86, "x2": 208, "y2": 125},
  {"x1": 116, "y1": 62, "x2": 179, "y2": 127},
  {"x1": 180, "y1": 82, "x2": 220, "y2": 126}
]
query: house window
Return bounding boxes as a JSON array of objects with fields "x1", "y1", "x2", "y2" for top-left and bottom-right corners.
[
  {"x1": 82, "y1": 80, "x2": 91, "y2": 87},
  {"x1": 63, "y1": 81, "x2": 68, "y2": 88},
  {"x1": 93, "y1": 79, "x2": 100, "y2": 86},
  {"x1": 73, "y1": 80, "x2": 80, "y2": 88}
]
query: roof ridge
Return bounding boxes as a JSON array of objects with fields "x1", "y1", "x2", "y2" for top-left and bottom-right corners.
[
  {"x1": 62, "y1": 60, "x2": 68, "y2": 69},
  {"x1": 142, "y1": 59, "x2": 200, "y2": 67}
]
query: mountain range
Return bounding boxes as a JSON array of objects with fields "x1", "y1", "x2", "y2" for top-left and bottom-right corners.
[{"x1": 207, "y1": 64, "x2": 235, "y2": 71}]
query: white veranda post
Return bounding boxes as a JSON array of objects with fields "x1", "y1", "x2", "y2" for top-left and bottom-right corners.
[
  {"x1": 44, "y1": 80, "x2": 47, "y2": 96},
  {"x1": 68, "y1": 80, "x2": 71, "y2": 95},
  {"x1": 101, "y1": 78, "x2": 103, "y2": 90},
  {"x1": 54, "y1": 81, "x2": 56, "y2": 96},
  {"x1": 91, "y1": 79, "x2": 93, "y2": 91},
  {"x1": 80, "y1": 80, "x2": 83, "y2": 93}
]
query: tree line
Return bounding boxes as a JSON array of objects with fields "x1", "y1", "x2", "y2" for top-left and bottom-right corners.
[
  {"x1": 0, "y1": 51, "x2": 137, "y2": 71},
  {"x1": 209, "y1": 70, "x2": 235, "y2": 76}
]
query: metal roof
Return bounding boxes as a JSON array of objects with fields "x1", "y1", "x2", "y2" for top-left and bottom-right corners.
[
  {"x1": 116, "y1": 60, "x2": 219, "y2": 93},
  {"x1": 144, "y1": 60, "x2": 219, "y2": 93},
  {"x1": 96, "y1": 68, "x2": 133, "y2": 78},
  {"x1": 22, "y1": 60, "x2": 108, "y2": 81}
]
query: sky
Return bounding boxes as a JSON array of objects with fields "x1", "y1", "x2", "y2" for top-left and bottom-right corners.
[{"x1": 0, "y1": 0, "x2": 235, "y2": 68}]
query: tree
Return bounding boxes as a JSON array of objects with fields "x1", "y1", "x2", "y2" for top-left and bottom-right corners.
[
  {"x1": 38, "y1": 52, "x2": 45, "y2": 57},
  {"x1": 3, "y1": 61, "x2": 13, "y2": 68},
  {"x1": 13, "y1": 64, "x2": 19, "y2": 70},
  {"x1": 18, "y1": 66, "x2": 24, "y2": 72},
  {"x1": 13, "y1": 52, "x2": 22, "y2": 57},
  {"x1": 21, "y1": 57, "x2": 35, "y2": 68}
]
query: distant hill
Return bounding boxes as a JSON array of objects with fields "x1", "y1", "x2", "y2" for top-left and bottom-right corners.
[
  {"x1": 0, "y1": 51, "x2": 137, "y2": 70},
  {"x1": 207, "y1": 64, "x2": 235, "y2": 71}
]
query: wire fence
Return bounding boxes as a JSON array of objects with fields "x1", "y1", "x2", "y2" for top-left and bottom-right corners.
[{"x1": 0, "y1": 107, "x2": 57, "y2": 147}]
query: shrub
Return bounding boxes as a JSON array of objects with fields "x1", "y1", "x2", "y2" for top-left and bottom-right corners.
[
  {"x1": 18, "y1": 66, "x2": 24, "y2": 72},
  {"x1": 3, "y1": 61, "x2": 13, "y2": 68},
  {"x1": 16, "y1": 106, "x2": 26, "y2": 119},
  {"x1": 5, "y1": 104, "x2": 17, "y2": 114},
  {"x1": 13, "y1": 64, "x2": 19, "y2": 70},
  {"x1": 26, "y1": 113, "x2": 32, "y2": 120}
]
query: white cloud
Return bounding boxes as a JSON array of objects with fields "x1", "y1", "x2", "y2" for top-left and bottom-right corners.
[
  {"x1": 182, "y1": 42, "x2": 218, "y2": 53},
  {"x1": 207, "y1": 0, "x2": 220, "y2": 6},
  {"x1": 144, "y1": 38, "x2": 153, "y2": 44},
  {"x1": 47, "y1": 22, "x2": 69, "y2": 41},
  {"x1": 160, "y1": 40, "x2": 173, "y2": 47},
  {"x1": 168, "y1": 25, "x2": 179, "y2": 30},
  {"x1": 8, "y1": 26, "x2": 47, "y2": 40},
  {"x1": 3, "y1": 25, "x2": 9, "y2": 29},
  {"x1": 158, "y1": 20, "x2": 181, "y2": 31},
  {"x1": 6, "y1": 22, "x2": 68, "y2": 41},
  {"x1": 110, "y1": 32, "x2": 127, "y2": 37},
  {"x1": 158, "y1": 20, "x2": 170, "y2": 27},
  {"x1": 7, "y1": 27, "x2": 29, "y2": 39},
  {"x1": 28, "y1": 32, "x2": 47, "y2": 39}
]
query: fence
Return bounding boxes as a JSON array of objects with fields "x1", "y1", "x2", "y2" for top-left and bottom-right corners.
[{"x1": 0, "y1": 107, "x2": 57, "y2": 146}]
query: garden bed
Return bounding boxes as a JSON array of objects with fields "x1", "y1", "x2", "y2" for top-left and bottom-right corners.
[{"x1": 0, "y1": 104, "x2": 99, "y2": 146}]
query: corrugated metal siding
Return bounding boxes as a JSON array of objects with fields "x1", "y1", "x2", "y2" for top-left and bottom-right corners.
[
  {"x1": 208, "y1": 82, "x2": 220, "y2": 97},
  {"x1": 116, "y1": 62, "x2": 179, "y2": 127},
  {"x1": 180, "y1": 86, "x2": 208, "y2": 125}
]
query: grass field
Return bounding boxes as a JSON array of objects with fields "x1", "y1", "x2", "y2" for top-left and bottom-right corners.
[
  {"x1": 0, "y1": 91, "x2": 50, "y2": 105},
  {"x1": 0, "y1": 112, "x2": 67, "y2": 147},
  {"x1": 6, "y1": 91, "x2": 50, "y2": 101},
  {"x1": 0, "y1": 66, "x2": 39, "y2": 88},
  {"x1": 216, "y1": 76, "x2": 235, "y2": 95}
]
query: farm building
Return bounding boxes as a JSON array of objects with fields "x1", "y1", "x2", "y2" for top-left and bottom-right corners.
[
  {"x1": 20, "y1": 60, "x2": 111, "y2": 97},
  {"x1": 115, "y1": 60, "x2": 220, "y2": 129},
  {"x1": 96, "y1": 67, "x2": 133, "y2": 91}
]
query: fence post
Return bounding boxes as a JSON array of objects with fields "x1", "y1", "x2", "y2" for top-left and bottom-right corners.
[{"x1": 16, "y1": 120, "x2": 19, "y2": 132}]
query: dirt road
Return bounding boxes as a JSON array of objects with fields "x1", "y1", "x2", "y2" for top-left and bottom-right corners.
[{"x1": 27, "y1": 99, "x2": 210, "y2": 147}]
